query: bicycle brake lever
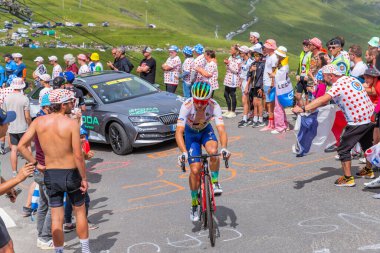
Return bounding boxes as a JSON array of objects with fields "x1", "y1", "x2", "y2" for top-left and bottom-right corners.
[
  {"x1": 222, "y1": 151, "x2": 229, "y2": 168},
  {"x1": 181, "y1": 155, "x2": 186, "y2": 172}
]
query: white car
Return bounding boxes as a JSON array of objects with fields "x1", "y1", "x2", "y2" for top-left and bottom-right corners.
[
  {"x1": 87, "y1": 23, "x2": 96, "y2": 27},
  {"x1": 65, "y1": 22, "x2": 74, "y2": 27},
  {"x1": 0, "y1": 29, "x2": 7, "y2": 33},
  {"x1": 17, "y1": 28, "x2": 28, "y2": 34}
]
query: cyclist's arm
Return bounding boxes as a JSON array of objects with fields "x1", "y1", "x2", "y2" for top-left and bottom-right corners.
[
  {"x1": 216, "y1": 125, "x2": 228, "y2": 149},
  {"x1": 213, "y1": 101, "x2": 227, "y2": 148},
  {"x1": 175, "y1": 126, "x2": 186, "y2": 153}
]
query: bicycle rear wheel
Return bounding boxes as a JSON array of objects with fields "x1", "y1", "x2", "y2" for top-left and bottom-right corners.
[{"x1": 205, "y1": 174, "x2": 216, "y2": 247}]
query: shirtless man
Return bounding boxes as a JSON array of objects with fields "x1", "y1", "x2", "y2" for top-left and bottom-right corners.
[{"x1": 18, "y1": 89, "x2": 90, "y2": 253}]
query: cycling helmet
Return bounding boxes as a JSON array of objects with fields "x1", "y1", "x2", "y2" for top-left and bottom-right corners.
[
  {"x1": 191, "y1": 82, "x2": 212, "y2": 100},
  {"x1": 182, "y1": 46, "x2": 193, "y2": 56}
]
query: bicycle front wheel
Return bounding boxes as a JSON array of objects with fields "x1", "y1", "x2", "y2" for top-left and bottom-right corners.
[{"x1": 205, "y1": 174, "x2": 216, "y2": 247}]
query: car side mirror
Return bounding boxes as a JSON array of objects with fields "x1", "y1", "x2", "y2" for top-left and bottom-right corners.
[{"x1": 84, "y1": 97, "x2": 96, "y2": 106}]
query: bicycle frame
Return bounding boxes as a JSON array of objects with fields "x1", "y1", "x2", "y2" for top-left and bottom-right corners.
[{"x1": 200, "y1": 157, "x2": 216, "y2": 213}]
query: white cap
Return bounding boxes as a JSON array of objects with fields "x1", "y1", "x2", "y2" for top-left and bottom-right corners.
[
  {"x1": 238, "y1": 45, "x2": 250, "y2": 54},
  {"x1": 250, "y1": 32, "x2": 260, "y2": 39},
  {"x1": 40, "y1": 74, "x2": 51, "y2": 82},
  {"x1": 275, "y1": 46, "x2": 287, "y2": 58},
  {"x1": 34, "y1": 56, "x2": 44, "y2": 62},
  {"x1": 12, "y1": 53, "x2": 22, "y2": 58},
  {"x1": 48, "y1": 55, "x2": 58, "y2": 61}
]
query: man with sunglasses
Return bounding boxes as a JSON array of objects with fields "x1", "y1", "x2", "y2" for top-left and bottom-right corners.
[
  {"x1": 328, "y1": 38, "x2": 351, "y2": 76},
  {"x1": 18, "y1": 89, "x2": 91, "y2": 253},
  {"x1": 295, "y1": 39, "x2": 312, "y2": 106},
  {"x1": 176, "y1": 82, "x2": 231, "y2": 222}
]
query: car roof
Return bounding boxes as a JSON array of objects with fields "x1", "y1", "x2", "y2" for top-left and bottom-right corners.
[{"x1": 74, "y1": 71, "x2": 132, "y2": 86}]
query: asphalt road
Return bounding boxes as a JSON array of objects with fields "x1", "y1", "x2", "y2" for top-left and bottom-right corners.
[{"x1": 2, "y1": 115, "x2": 380, "y2": 253}]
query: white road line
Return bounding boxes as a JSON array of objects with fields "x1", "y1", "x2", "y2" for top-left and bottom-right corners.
[{"x1": 0, "y1": 208, "x2": 16, "y2": 228}]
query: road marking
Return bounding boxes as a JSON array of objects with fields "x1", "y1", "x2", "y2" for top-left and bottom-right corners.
[
  {"x1": 89, "y1": 161, "x2": 130, "y2": 174},
  {"x1": 127, "y1": 242, "x2": 160, "y2": 253},
  {"x1": 0, "y1": 208, "x2": 16, "y2": 228},
  {"x1": 314, "y1": 249, "x2": 330, "y2": 253},
  {"x1": 358, "y1": 244, "x2": 380, "y2": 250}
]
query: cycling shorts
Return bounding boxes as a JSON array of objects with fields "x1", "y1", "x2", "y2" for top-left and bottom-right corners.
[{"x1": 185, "y1": 124, "x2": 217, "y2": 164}]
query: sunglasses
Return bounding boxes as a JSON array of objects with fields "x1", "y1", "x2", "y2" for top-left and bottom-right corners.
[
  {"x1": 193, "y1": 98, "x2": 209, "y2": 105},
  {"x1": 328, "y1": 46, "x2": 339, "y2": 50}
]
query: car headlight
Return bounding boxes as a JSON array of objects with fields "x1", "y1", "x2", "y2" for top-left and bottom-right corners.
[{"x1": 129, "y1": 116, "x2": 160, "y2": 126}]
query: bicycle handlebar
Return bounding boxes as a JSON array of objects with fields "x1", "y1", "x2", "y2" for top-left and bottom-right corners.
[{"x1": 180, "y1": 152, "x2": 229, "y2": 172}]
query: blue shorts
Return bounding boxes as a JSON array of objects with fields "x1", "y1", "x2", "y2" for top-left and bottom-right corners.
[
  {"x1": 185, "y1": 124, "x2": 217, "y2": 164},
  {"x1": 264, "y1": 85, "x2": 274, "y2": 102}
]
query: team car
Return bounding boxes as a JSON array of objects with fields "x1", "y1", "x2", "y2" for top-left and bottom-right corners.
[{"x1": 28, "y1": 71, "x2": 183, "y2": 155}]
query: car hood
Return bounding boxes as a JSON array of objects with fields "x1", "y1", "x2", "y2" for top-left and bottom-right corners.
[{"x1": 100, "y1": 91, "x2": 183, "y2": 116}]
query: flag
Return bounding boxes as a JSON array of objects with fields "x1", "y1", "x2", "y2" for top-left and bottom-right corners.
[
  {"x1": 31, "y1": 184, "x2": 40, "y2": 210},
  {"x1": 293, "y1": 104, "x2": 339, "y2": 156},
  {"x1": 365, "y1": 143, "x2": 380, "y2": 167}
]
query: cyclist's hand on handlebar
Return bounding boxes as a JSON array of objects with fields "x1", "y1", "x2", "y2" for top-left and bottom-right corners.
[
  {"x1": 220, "y1": 148, "x2": 231, "y2": 159},
  {"x1": 177, "y1": 152, "x2": 188, "y2": 166}
]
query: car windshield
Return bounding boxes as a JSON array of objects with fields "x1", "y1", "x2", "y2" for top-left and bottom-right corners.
[{"x1": 90, "y1": 76, "x2": 157, "y2": 104}]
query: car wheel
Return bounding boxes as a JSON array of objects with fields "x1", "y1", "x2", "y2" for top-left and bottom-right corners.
[{"x1": 108, "y1": 122, "x2": 132, "y2": 155}]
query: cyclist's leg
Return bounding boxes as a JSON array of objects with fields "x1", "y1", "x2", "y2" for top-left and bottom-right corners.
[{"x1": 201, "y1": 125, "x2": 219, "y2": 184}]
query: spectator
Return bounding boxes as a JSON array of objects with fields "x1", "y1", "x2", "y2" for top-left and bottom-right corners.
[
  {"x1": 327, "y1": 38, "x2": 350, "y2": 76},
  {"x1": 179, "y1": 46, "x2": 194, "y2": 98},
  {"x1": 162, "y1": 45, "x2": 182, "y2": 93},
  {"x1": 307, "y1": 37, "x2": 323, "y2": 90},
  {"x1": 190, "y1": 44, "x2": 207, "y2": 84},
  {"x1": 0, "y1": 108, "x2": 34, "y2": 253},
  {"x1": 107, "y1": 47, "x2": 134, "y2": 73},
  {"x1": 309, "y1": 52, "x2": 329, "y2": 99},
  {"x1": 62, "y1": 71, "x2": 86, "y2": 111},
  {"x1": 64, "y1": 54, "x2": 79, "y2": 75},
  {"x1": 293, "y1": 64, "x2": 375, "y2": 187},
  {"x1": 249, "y1": 31, "x2": 262, "y2": 51},
  {"x1": 295, "y1": 39, "x2": 312, "y2": 106},
  {"x1": 248, "y1": 47, "x2": 265, "y2": 127},
  {"x1": 261, "y1": 39, "x2": 278, "y2": 131},
  {"x1": 86, "y1": 53, "x2": 95, "y2": 72},
  {"x1": 12, "y1": 53, "x2": 27, "y2": 81},
  {"x1": 349, "y1": 44, "x2": 368, "y2": 80},
  {"x1": 32, "y1": 56, "x2": 47, "y2": 86},
  {"x1": 136, "y1": 47, "x2": 156, "y2": 84},
  {"x1": 272, "y1": 46, "x2": 290, "y2": 134},
  {"x1": 2, "y1": 78, "x2": 31, "y2": 177},
  {"x1": 0, "y1": 63, "x2": 5, "y2": 88},
  {"x1": 38, "y1": 74, "x2": 52, "y2": 104},
  {"x1": 90, "y1": 53, "x2": 103, "y2": 72},
  {"x1": 223, "y1": 44, "x2": 241, "y2": 118},
  {"x1": 366, "y1": 47, "x2": 379, "y2": 68},
  {"x1": 237, "y1": 45, "x2": 253, "y2": 127},
  {"x1": 77, "y1": 54, "x2": 90, "y2": 75},
  {"x1": 48, "y1": 55, "x2": 62, "y2": 78},
  {"x1": 3, "y1": 54, "x2": 17, "y2": 87},
  {"x1": 197, "y1": 49, "x2": 218, "y2": 93}
]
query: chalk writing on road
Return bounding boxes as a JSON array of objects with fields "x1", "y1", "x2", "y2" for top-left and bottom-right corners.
[{"x1": 126, "y1": 228, "x2": 242, "y2": 251}]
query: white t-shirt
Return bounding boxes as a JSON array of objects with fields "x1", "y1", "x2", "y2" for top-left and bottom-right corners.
[
  {"x1": 52, "y1": 64, "x2": 62, "y2": 78},
  {"x1": 351, "y1": 61, "x2": 368, "y2": 78},
  {"x1": 78, "y1": 65, "x2": 90, "y2": 75},
  {"x1": 263, "y1": 53, "x2": 278, "y2": 86},
  {"x1": 327, "y1": 76, "x2": 374, "y2": 126}
]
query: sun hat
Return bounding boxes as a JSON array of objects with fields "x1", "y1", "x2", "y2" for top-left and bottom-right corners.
[
  {"x1": 40, "y1": 93, "x2": 51, "y2": 107},
  {"x1": 309, "y1": 37, "x2": 322, "y2": 49},
  {"x1": 142, "y1": 46, "x2": 152, "y2": 53},
  {"x1": 40, "y1": 74, "x2": 51, "y2": 82},
  {"x1": 168, "y1": 45, "x2": 179, "y2": 52},
  {"x1": 12, "y1": 53, "x2": 22, "y2": 58},
  {"x1": 77, "y1": 54, "x2": 87, "y2": 61},
  {"x1": 368, "y1": 37, "x2": 380, "y2": 47},
  {"x1": 182, "y1": 46, "x2": 193, "y2": 56},
  {"x1": 275, "y1": 46, "x2": 287, "y2": 58},
  {"x1": 364, "y1": 68, "x2": 380, "y2": 77},
  {"x1": 48, "y1": 89, "x2": 75, "y2": 104},
  {"x1": 193, "y1": 44, "x2": 204, "y2": 55},
  {"x1": 250, "y1": 32, "x2": 260, "y2": 39},
  {"x1": 34, "y1": 56, "x2": 44, "y2": 62},
  {"x1": 321, "y1": 64, "x2": 343, "y2": 76},
  {"x1": 0, "y1": 108, "x2": 16, "y2": 125},
  {"x1": 327, "y1": 38, "x2": 342, "y2": 47},
  {"x1": 238, "y1": 45, "x2": 250, "y2": 54},
  {"x1": 263, "y1": 39, "x2": 277, "y2": 50},
  {"x1": 90, "y1": 53, "x2": 100, "y2": 61},
  {"x1": 10, "y1": 77, "x2": 26, "y2": 89},
  {"x1": 48, "y1": 55, "x2": 58, "y2": 61},
  {"x1": 60, "y1": 71, "x2": 75, "y2": 83}
]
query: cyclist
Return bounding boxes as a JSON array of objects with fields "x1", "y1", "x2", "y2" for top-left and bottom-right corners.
[{"x1": 175, "y1": 81, "x2": 231, "y2": 222}]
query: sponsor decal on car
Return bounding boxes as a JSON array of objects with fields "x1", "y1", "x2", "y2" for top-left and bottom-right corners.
[
  {"x1": 129, "y1": 107, "x2": 159, "y2": 116},
  {"x1": 82, "y1": 116, "x2": 100, "y2": 129}
]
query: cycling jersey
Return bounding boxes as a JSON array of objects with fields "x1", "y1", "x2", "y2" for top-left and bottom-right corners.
[{"x1": 177, "y1": 98, "x2": 224, "y2": 131}]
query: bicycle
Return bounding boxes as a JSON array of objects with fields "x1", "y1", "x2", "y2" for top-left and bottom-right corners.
[{"x1": 180, "y1": 152, "x2": 229, "y2": 247}]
